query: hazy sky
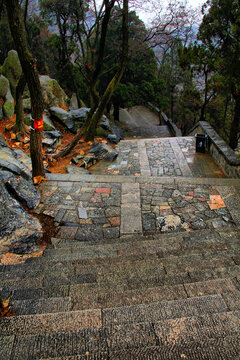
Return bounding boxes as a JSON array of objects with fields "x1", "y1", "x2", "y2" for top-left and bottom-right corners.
[{"x1": 136, "y1": 0, "x2": 206, "y2": 24}]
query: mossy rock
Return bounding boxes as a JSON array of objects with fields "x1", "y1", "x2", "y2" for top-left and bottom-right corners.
[
  {"x1": 0, "y1": 75, "x2": 10, "y2": 97},
  {"x1": 1, "y1": 50, "x2": 22, "y2": 99},
  {"x1": 40, "y1": 76, "x2": 68, "y2": 108},
  {"x1": 3, "y1": 90, "x2": 14, "y2": 118},
  {"x1": 96, "y1": 127, "x2": 110, "y2": 138}
]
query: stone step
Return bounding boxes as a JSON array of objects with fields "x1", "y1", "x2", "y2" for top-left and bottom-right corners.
[
  {"x1": 6, "y1": 239, "x2": 238, "y2": 271},
  {"x1": 45, "y1": 172, "x2": 240, "y2": 187},
  {"x1": 1, "y1": 226, "x2": 238, "y2": 276},
  {"x1": 70, "y1": 279, "x2": 239, "y2": 312},
  {"x1": 48, "y1": 229, "x2": 232, "y2": 256},
  {"x1": 3, "y1": 311, "x2": 239, "y2": 359},
  {"x1": 0, "y1": 294, "x2": 230, "y2": 337},
  {"x1": 2, "y1": 261, "x2": 239, "y2": 304},
  {"x1": 12, "y1": 297, "x2": 72, "y2": 316},
  {"x1": 38, "y1": 336, "x2": 239, "y2": 360},
  {"x1": 1, "y1": 248, "x2": 238, "y2": 296},
  {"x1": 1, "y1": 251, "x2": 239, "y2": 300}
]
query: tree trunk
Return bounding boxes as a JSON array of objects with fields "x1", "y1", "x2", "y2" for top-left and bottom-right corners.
[
  {"x1": 53, "y1": 0, "x2": 129, "y2": 158},
  {"x1": 229, "y1": 96, "x2": 240, "y2": 150},
  {"x1": 14, "y1": 74, "x2": 28, "y2": 134},
  {"x1": 5, "y1": 0, "x2": 45, "y2": 178},
  {"x1": 84, "y1": 0, "x2": 129, "y2": 141}
]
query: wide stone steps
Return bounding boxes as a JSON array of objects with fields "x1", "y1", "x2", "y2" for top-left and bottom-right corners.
[
  {"x1": 39, "y1": 338, "x2": 239, "y2": 360},
  {"x1": 6, "y1": 281, "x2": 237, "y2": 317},
  {"x1": 1, "y1": 310, "x2": 239, "y2": 359},
  {"x1": 0, "y1": 294, "x2": 236, "y2": 334},
  {"x1": 1, "y1": 225, "x2": 239, "y2": 359},
  {"x1": 1, "y1": 249, "x2": 239, "y2": 298}
]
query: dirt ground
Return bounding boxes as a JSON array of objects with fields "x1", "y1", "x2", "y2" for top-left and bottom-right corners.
[{"x1": 0, "y1": 115, "x2": 109, "y2": 174}]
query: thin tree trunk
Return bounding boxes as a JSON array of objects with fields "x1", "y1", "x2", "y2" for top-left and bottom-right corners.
[
  {"x1": 14, "y1": 74, "x2": 28, "y2": 133},
  {"x1": 223, "y1": 96, "x2": 230, "y2": 128},
  {"x1": 53, "y1": 0, "x2": 129, "y2": 157},
  {"x1": 84, "y1": 0, "x2": 129, "y2": 141},
  {"x1": 5, "y1": 0, "x2": 45, "y2": 178}
]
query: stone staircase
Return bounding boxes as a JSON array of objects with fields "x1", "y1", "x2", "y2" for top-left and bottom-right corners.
[
  {"x1": 1, "y1": 216, "x2": 240, "y2": 359},
  {"x1": 1, "y1": 132, "x2": 240, "y2": 359}
]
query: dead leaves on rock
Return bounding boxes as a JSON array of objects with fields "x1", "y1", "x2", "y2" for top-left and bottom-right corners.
[
  {"x1": 0, "y1": 292, "x2": 15, "y2": 318},
  {"x1": 33, "y1": 176, "x2": 46, "y2": 185}
]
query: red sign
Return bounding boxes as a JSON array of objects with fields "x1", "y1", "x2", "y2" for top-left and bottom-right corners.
[{"x1": 34, "y1": 118, "x2": 43, "y2": 131}]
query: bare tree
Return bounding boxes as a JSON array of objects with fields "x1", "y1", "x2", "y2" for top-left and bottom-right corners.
[
  {"x1": 145, "y1": 0, "x2": 200, "y2": 63},
  {"x1": 54, "y1": 0, "x2": 129, "y2": 157},
  {"x1": 4, "y1": 0, "x2": 45, "y2": 179}
]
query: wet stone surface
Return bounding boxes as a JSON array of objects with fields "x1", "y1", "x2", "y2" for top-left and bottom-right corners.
[
  {"x1": 39, "y1": 182, "x2": 121, "y2": 240},
  {"x1": 90, "y1": 140, "x2": 141, "y2": 176},
  {"x1": 141, "y1": 184, "x2": 235, "y2": 233},
  {"x1": 178, "y1": 137, "x2": 225, "y2": 178},
  {"x1": 146, "y1": 139, "x2": 182, "y2": 177}
]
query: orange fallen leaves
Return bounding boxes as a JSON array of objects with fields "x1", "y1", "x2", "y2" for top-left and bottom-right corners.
[
  {"x1": 0, "y1": 251, "x2": 44, "y2": 266},
  {"x1": 0, "y1": 293, "x2": 15, "y2": 318},
  {"x1": 33, "y1": 176, "x2": 46, "y2": 185}
]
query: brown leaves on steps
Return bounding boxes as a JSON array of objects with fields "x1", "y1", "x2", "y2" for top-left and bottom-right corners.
[{"x1": 0, "y1": 292, "x2": 15, "y2": 317}]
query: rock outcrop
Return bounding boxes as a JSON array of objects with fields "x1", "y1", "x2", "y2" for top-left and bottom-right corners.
[
  {"x1": 23, "y1": 76, "x2": 68, "y2": 111},
  {"x1": 0, "y1": 135, "x2": 42, "y2": 255},
  {"x1": 49, "y1": 106, "x2": 121, "y2": 141},
  {"x1": 1, "y1": 50, "x2": 22, "y2": 99},
  {"x1": 0, "y1": 75, "x2": 15, "y2": 119}
]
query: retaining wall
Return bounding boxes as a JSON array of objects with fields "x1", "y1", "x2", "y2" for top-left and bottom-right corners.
[{"x1": 189, "y1": 121, "x2": 240, "y2": 178}]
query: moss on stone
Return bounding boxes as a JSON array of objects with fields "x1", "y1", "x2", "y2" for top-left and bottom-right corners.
[{"x1": 1, "y1": 50, "x2": 22, "y2": 99}]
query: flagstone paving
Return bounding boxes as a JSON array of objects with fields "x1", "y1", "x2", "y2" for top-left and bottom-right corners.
[
  {"x1": 141, "y1": 183, "x2": 235, "y2": 233},
  {"x1": 90, "y1": 137, "x2": 225, "y2": 178}
]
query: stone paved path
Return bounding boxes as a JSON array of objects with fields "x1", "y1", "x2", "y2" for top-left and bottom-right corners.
[
  {"x1": 1, "y1": 129, "x2": 239, "y2": 359},
  {"x1": 91, "y1": 137, "x2": 225, "y2": 178},
  {"x1": 37, "y1": 174, "x2": 240, "y2": 240},
  {"x1": 119, "y1": 106, "x2": 172, "y2": 138}
]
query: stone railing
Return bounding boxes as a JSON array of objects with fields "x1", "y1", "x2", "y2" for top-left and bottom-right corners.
[
  {"x1": 161, "y1": 112, "x2": 182, "y2": 137},
  {"x1": 146, "y1": 103, "x2": 182, "y2": 137},
  {"x1": 188, "y1": 121, "x2": 240, "y2": 178}
]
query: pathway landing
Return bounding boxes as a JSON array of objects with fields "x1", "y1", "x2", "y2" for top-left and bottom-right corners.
[{"x1": 91, "y1": 137, "x2": 225, "y2": 178}]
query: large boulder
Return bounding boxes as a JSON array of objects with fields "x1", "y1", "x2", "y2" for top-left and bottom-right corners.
[
  {"x1": 40, "y1": 76, "x2": 68, "y2": 108},
  {"x1": 0, "y1": 147, "x2": 32, "y2": 180},
  {"x1": 1, "y1": 50, "x2": 22, "y2": 98},
  {"x1": 49, "y1": 106, "x2": 74, "y2": 132},
  {"x1": 69, "y1": 107, "x2": 89, "y2": 132},
  {"x1": 0, "y1": 170, "x2": 40, "y2": 209},
  {"x1": 0, "y1": 75, "x2": 14, "y2": 119},
  {"x1": 23, "y1": 76, "x2": 68, "y2": 111},
  {"x1": 0, "y1": 74, "x2": 10, "y2": 97},
  {"x1": 43, "y1": 130, "x2": 62, "y2": 148},
  {"x1": 0, "y1": 135, "x2": 43, "y2": 254},
  {"x1": 3, "y1": 89, "x2": 14, "y2": 118},
  {"x1": 0, "y1": 181, "x2": 42, "y2": 254}
]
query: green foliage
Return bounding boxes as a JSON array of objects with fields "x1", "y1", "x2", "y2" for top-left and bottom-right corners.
[
  {"x1": 198, "y1": 0, "x2": 240, "y2": 148},
  {"x1": 0, "y1": 10, "x2": 14, "y2": 65},
  {"x1": 101, "y1": 9, "x2": 165, "y2": 108}
]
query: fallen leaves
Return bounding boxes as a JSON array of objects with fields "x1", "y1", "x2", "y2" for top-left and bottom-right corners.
[
  {"x1": 33, "y1": 176, "x2": 46, "y2": 185},
  {"x1": 0, "y1": 292, "x2": 15, "y2": 318}
]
